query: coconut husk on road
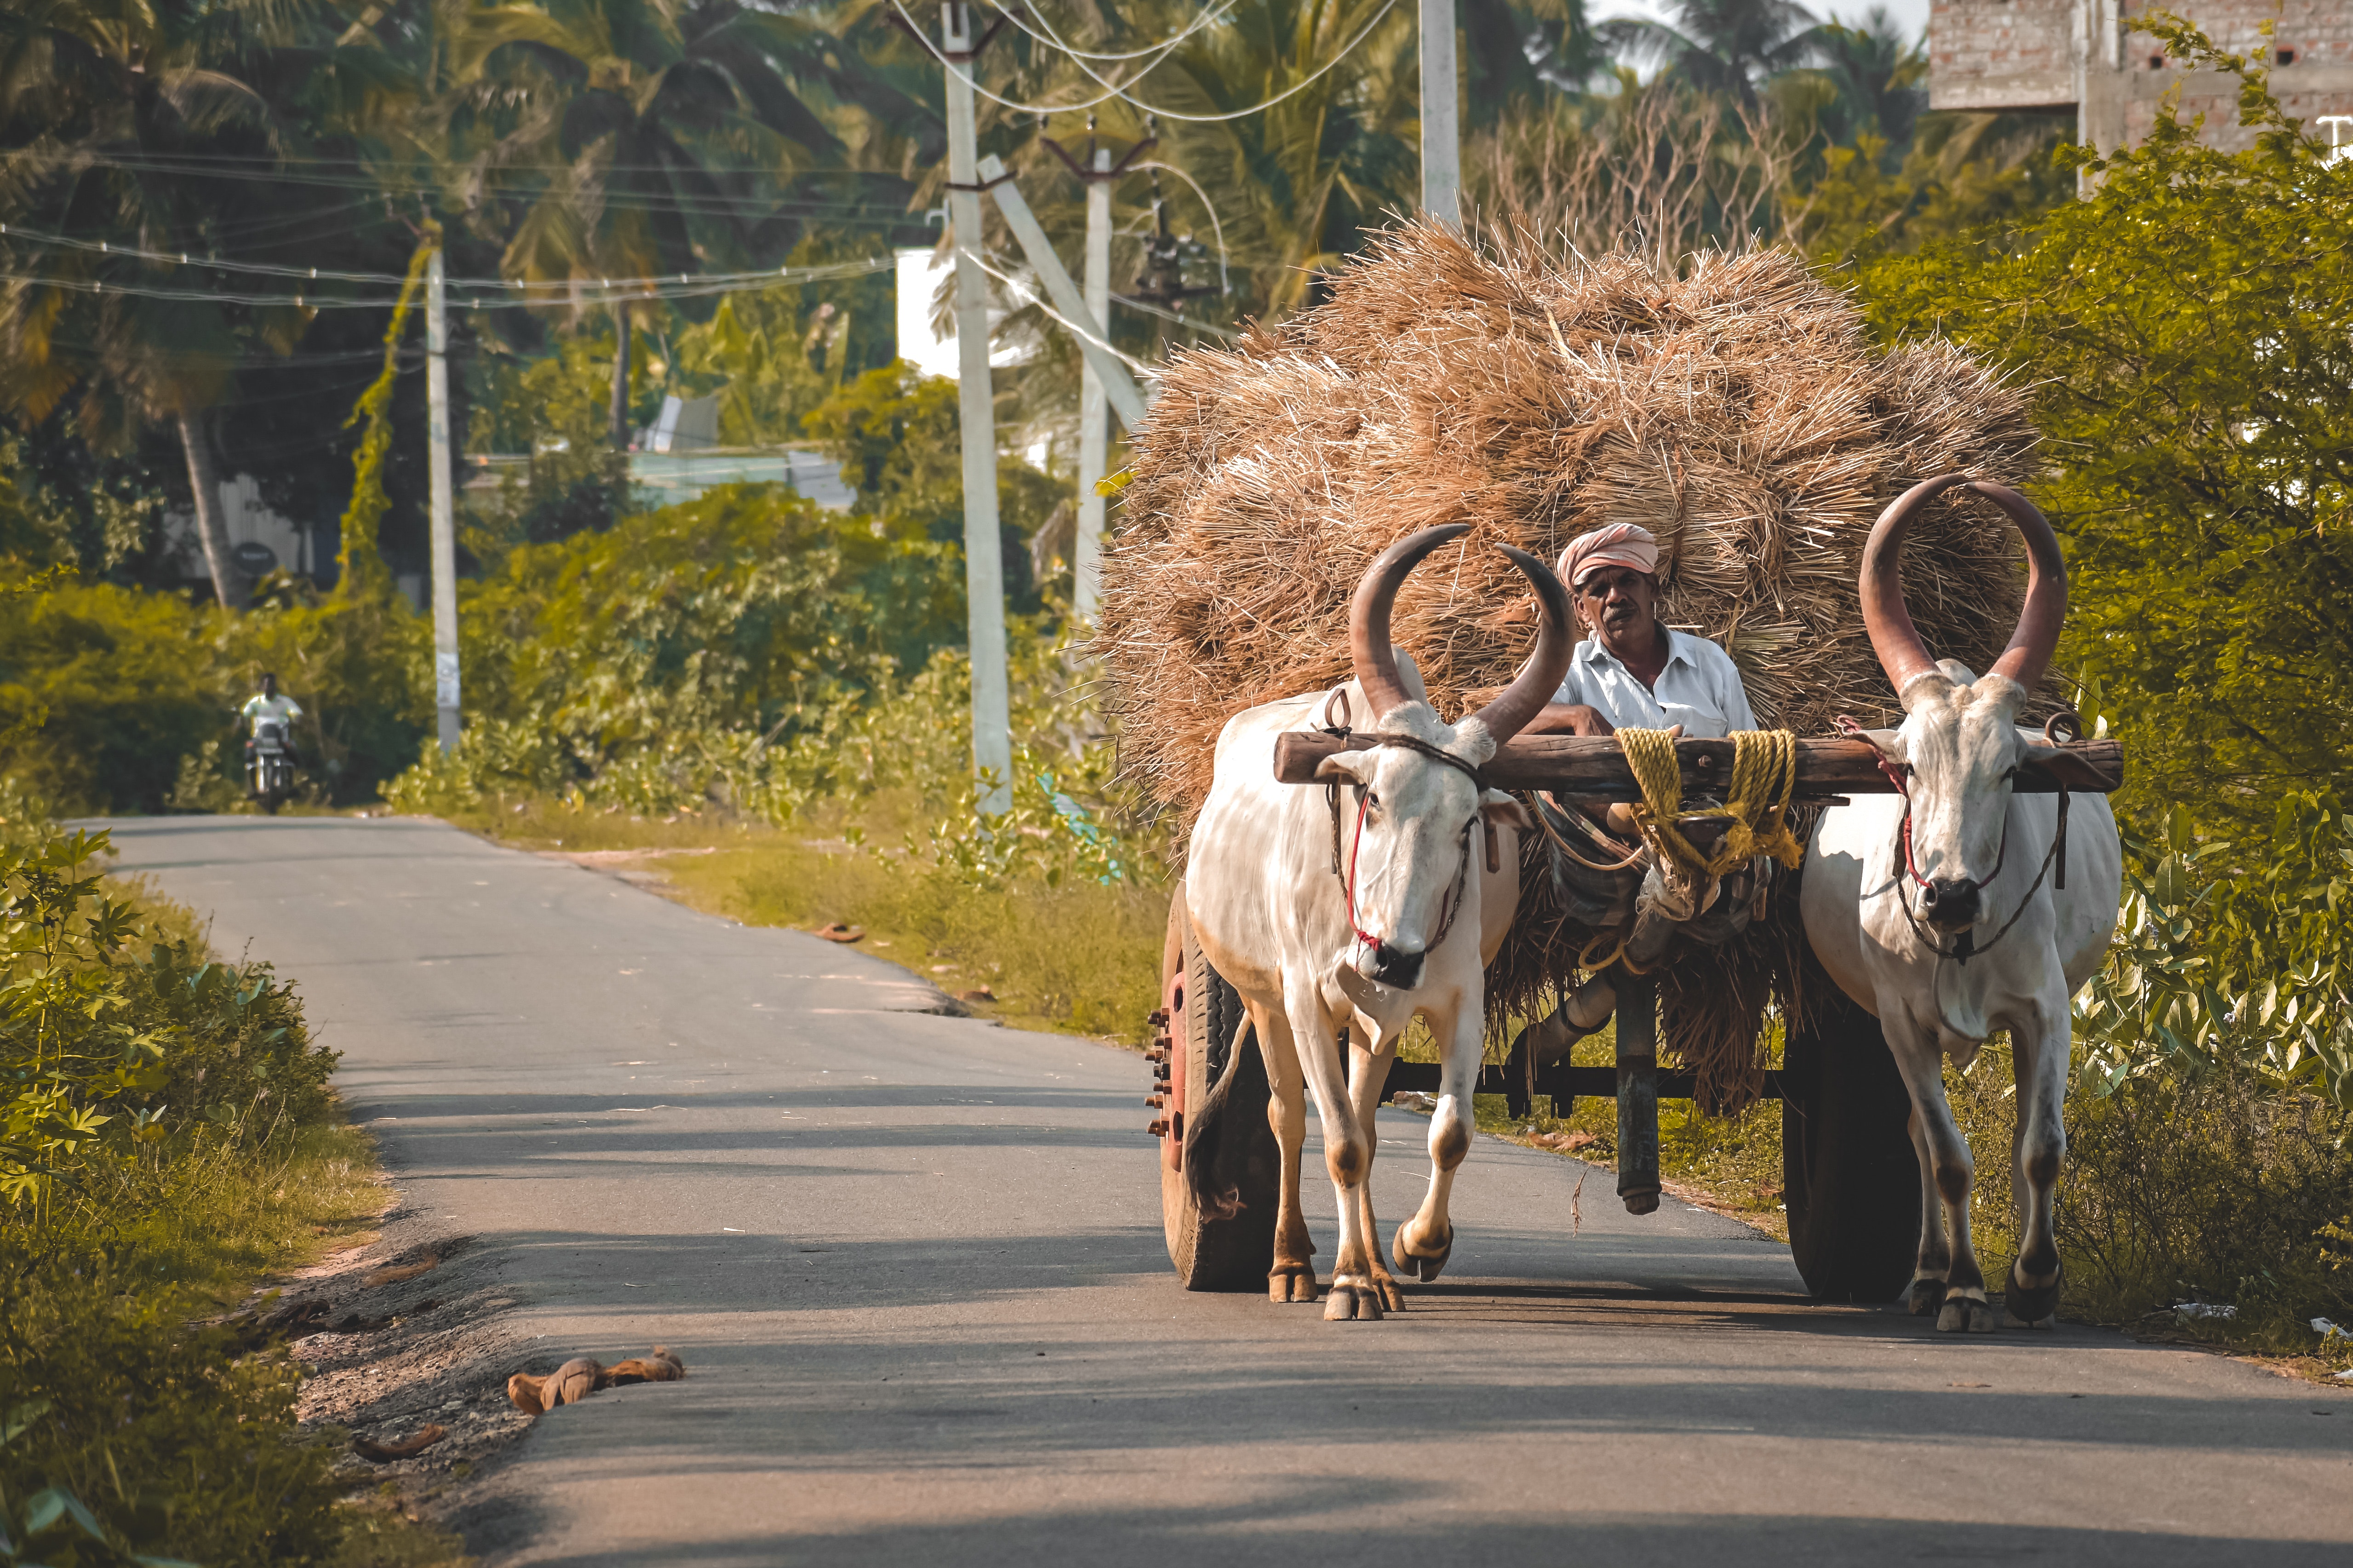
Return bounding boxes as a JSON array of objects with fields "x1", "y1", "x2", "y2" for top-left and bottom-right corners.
[{"x1": 1099, "y1": 220, "x2": 2054, "y2": 1106}]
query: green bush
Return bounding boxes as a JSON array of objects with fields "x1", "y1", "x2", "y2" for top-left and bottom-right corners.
[
  {"x1": 1, "y1": 1265, "x2": 343, "y2": 1568},
  {"x1": 0, "y1": 818, "x2": 354, "y2": 1566},
  {"x1": 0, "y1": 571, "x2": 429, "y2": 815},
  {"x1": 2058, "y1": 1071, "x2": 2353, "y2": 1347}
]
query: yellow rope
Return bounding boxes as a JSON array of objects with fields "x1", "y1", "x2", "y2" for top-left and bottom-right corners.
[{"x1": 1619, "y1": 728, "x2": 1808, "y2": 878}]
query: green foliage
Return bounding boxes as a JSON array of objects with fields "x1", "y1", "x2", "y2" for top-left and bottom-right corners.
[
  {"x1": 1858, "y1": 27, "x2": 2352, "y2": 834},
  {"x1": 0, "y1": 577, "x2": 428, "y2": 814},
  {"x1": 338, "y1": 242, "x2": 436, "y2": 604},
  {"x1": 803, "y1": 362, "x2": 1059, "y2": 605},
  {"x1": 2080, "y1": 800, "x2": 2353, "y2": 1108},
  {"x1": 2058, "y1": 1070, "x2": 2353, "y2": 1348},
  {"x1": 0, "y1": 581, "x2": 220, "y2": 814},
  {"x1": 0, "y1": 828, "x2": 338, "y2": 1235},
  {"x1": 2, "y1": 1268, "x2": 341, "y2": 1568},
  {"x1": 0, "y1": 815, "x2": 356, "y2": 1567},
  {"x1": 386, "y1": 481, "x2": 961, "y2": 813}
]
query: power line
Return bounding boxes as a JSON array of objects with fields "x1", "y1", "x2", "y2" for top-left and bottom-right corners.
[
  {"x1": 0, "y1": 258, "x2": 897, "y2": 311},
  {"x1": 887, "y1": 0, "x2": 1199, "y2": 116},
  {"x1": 1129, "y1": 161, "x2": 1229, "y2": 293},
  {"x1": 957, "y1": 245, "x2": 1162, "y2": 380},
  {"x1": 0, "y1": 225, "x2": 897, "y2": 291},
  {"x1": 1114, "y1": 292, "x2": 1239, "y2": 339},
  {"x1": 997, "y1": 0, "x2": 1239, "y2": 62},
  {"x1": 1016, "y1": 0, "x2": 1405, "y2": 123}
]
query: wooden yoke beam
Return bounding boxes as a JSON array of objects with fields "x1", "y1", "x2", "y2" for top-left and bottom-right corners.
[{"x1": 1270, "y1": 732, "x2": 2124, "y2": 798}]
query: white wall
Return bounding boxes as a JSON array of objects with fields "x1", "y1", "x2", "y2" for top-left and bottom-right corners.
[{"x1": 163, "y1": 474, "x2": 310, "y2": 581}]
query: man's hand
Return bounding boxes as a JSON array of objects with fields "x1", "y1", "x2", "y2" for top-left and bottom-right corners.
[{"x1": 1526, "y1": 702, "x2": 1614, "y2": 738}]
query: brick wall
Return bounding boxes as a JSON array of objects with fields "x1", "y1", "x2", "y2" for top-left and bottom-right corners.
[
  {"x1": 1929, "y1": 0, "x2": 2076, "y2": 111},
  {"x1": 1931, "y1": 0, "x2": 2353, "y2": 154}
]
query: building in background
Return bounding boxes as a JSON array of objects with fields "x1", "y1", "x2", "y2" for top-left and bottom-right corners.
[
  {"x1": 1930, "y1": 1, "x2": 2351, "y2": 156},
  {"x1": 164, "y1": 474, "x2": 313, "y2": 586}
]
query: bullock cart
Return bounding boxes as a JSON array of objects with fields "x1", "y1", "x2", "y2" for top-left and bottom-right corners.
[
  {"x1": 1141, "y1": 727, "x2": 2123, "y2": 1301},
  {"x1": 1099, "y1": 220, "x2": 2123, "y2": 1308}
]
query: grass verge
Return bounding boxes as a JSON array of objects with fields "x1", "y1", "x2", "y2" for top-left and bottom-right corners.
[
  {"x1": 432, "y1": 791, "x2": 1168, "y2": 1047},
  {"x1": 2, "y1": 841, "x2": 475, "y2": 1567}
]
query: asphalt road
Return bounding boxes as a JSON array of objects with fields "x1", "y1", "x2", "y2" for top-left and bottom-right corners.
[{"x1": 105, "y1": 816, "x2": 2353, "y2": 1567}]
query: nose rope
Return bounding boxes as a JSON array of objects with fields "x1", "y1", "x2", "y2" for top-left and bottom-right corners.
[
  {"x1": 1340, "y1": 787, "x2": 1476, "y2": 965},
  {"x1": 1835, "y1": 715, "x2": 2069, "y2": 969}
]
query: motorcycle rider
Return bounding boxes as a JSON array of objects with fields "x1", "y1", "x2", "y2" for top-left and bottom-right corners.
[{"x1": 240, "y1": 673, "x2": 303, "y2": 794}]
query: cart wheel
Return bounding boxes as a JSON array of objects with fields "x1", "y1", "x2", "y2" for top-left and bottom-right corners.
[
  {"x1": 1160, "y1": 894, "x2": 1277, "y2": 1290},
  {"x1": 1782, "y1": 988, "x2": 1920, "y2": 1303}
]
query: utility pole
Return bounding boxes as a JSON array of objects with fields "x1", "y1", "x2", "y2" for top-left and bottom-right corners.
[
  {"x1": 976, "y1": 156, "x2": 1145, "y2": 428},
  {"x1": 1419, "y1": 0, "x2": 1460, "y2": 227},
  {"x1": 1076, "y1": 141, "x2": 1110, "y2": 620},
  {"x1": 424, "y1": 243, "x2": 460, "y2": 753},
  {"x1": 1038, "y1": 117, "x2": 1154, "y2": 619},
  {"x1": 941, "y1": 2, "x2": 1012, "y2": 814}
]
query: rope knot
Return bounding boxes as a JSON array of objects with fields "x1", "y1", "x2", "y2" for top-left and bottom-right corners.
[{"x1": 1619, "y1": 728, "x2": 1807, "y2": 878}]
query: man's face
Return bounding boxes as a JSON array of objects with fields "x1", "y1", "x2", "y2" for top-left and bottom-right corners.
[
  {"x1": 1574, "y1": 566, "x2": 1658, "y2": 644},
  {"x1": 260, "y1": 675, "x2": 276, "y2": 698}
]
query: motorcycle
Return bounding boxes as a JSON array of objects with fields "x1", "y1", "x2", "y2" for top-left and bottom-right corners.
[{"x1": 246, "y1": 716, "x2": 296, "y2": 814}]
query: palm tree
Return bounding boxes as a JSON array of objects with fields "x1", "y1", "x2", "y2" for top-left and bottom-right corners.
[
  {"x1": 0, "y1": 0, "x2": 393, "y2": 607},
  {"x1": 1597, "y1": 0, "x2": 1821, "y2": 105},
  {"x1": 1806, "y1": 8, "x2": 1927, "y2": 154},
  {"x1": 453, "y1": 0, "x2": 930, "y2": 450}
]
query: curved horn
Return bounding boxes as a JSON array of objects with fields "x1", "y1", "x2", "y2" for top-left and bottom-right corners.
[
  {"x1": 1350, "y1": 524, "x2": 1471, "y2": 720},
  {"x1": 1860, "y1": 473, "x2": 1973, "y2": 700},
  {"x1": 1470, "y1": 545, "x2": 1576, "y2": 744},
  {"x1": 1969, "y1": 480, "x2": 2067, "y2": 692}
]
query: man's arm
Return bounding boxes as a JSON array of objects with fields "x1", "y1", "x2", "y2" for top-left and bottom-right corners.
[{"x1": 1523, "y1": 702, "x2": 1615, "y2": 737}]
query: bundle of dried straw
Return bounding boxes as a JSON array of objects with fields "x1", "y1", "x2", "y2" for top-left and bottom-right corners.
[{"x1": 1099, "y1": 221, "x2": 2051, "y2": 1104}]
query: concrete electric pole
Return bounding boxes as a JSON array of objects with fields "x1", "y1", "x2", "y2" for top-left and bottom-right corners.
[
  {"x1": 1420, "y1": 0, "x2": 1460, "y2": 227},
  {"x1": 424, "y1": 244, "x2": 460, "y2": 753},
  {"x1": 941, "y1": 2, "x2": 1013, "y2": 815},
  {"x1": 1076, "y1": 142, "x2": 1111, "y2": 620}
]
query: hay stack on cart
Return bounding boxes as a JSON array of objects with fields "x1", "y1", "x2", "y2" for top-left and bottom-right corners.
[{"x1": 1099, "y1": 220, "x2": 2058, "y2": 1107}]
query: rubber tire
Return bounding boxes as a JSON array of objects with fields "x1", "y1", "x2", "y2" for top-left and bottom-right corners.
[
  {"x1": 1783, "y1": 987, "x2": 1921, "y2": 1303},
  {"x1": 1161, "y1": 898, "x2": 1278, "y2": 1290}
]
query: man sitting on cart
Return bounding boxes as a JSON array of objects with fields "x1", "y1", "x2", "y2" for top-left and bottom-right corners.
[
  {"x1": 1512, "y1": 523, "x2": 1768, "y2": 1051},
  {"x1": 1528, "y1": 522, "x2": 1758, "y2": 742}
]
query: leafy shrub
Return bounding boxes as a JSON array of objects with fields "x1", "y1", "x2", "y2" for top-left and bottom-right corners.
[
  {"x1": 2057, "y1": 1071, "x2": 2353, "y2": 1346},
  {"x1": 0, "y1": 829, "x2": 339, "y2": 1234},
  {"x1": 2079, "y1": 798, "x2": 2353, "y2": 1108},
  {"x1": 1, "y1": 1265, "x2": 343, "y2": 1568},
  {"x1": 0, "y1": 572, "x2": 429, "y2": 814},
  {"x1": 0, "y1": 818, "x2": 352, "y2": 1566}
]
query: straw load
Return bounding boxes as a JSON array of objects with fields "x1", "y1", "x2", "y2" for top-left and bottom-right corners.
[{"x1": 1099, "y1": 220, "x2": 2055, "y2": 1103}]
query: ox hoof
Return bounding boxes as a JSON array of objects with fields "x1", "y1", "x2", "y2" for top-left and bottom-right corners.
[
  {"x1": 1936, "y1": 1292, "x2": 1998, "y2": 1334},
  {"x1": 2003, "y1": 1260, "x2": 2063, "y2": 1328},
  {"x1": 1908, "y1": 1278, "x2": 1944, "y2": 1317},
  {"x1": 1268, "y1": 1263, "x2": 1319, "y2": 1305},
  {"x1": 1366, "y1": 1267, "x2": 1408, "y2": 1312},
  {"x1": 1392, "y1": 1226, "x2": 1453, "y2": 1283},
  {"x1": 1322, "y1": 1277, "x2": 1384, "y2": 1322}
]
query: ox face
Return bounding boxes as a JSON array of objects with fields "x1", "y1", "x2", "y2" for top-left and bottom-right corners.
[
  {"x1": 1316, "y1": 721, "x2": 1484, "y2": 990},
  {"x1": 1888, "y1": 666, "x2": 2032, "y2": 933}
]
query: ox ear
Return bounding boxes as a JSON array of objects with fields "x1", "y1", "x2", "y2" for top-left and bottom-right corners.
[
  {"x1": 1315, "y1": 750, "x2": 1375, "y2": 786},
  {"x1": 1478, "y1": 789, "x2": 1532, "y2": 831}
]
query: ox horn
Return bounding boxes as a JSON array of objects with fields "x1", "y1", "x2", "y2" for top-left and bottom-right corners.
[
  {"x1": 1349, "y1": 524, "x2": 1471, "y2": 720},
  {"x1": 1468, "y1": 544, "x2": 1575, "y2": 744},
  {"x1": 1862, "y1": 474, "x2": 2067, "y2": 703},
  {"x1": 1971, "y1": 480, "x2": 2067, "y2": 693}
]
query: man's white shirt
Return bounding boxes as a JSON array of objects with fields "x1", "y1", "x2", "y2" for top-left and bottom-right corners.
[
  {"x1": 241, "y1": 694, "x2": 303, "y2": 728},
  {"x1": 1551, "y1": 627, "x2": 1757, "y2": 738}
]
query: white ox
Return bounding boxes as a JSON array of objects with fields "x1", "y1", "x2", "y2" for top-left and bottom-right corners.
[
  {"x1": 1185, "y1": 525, "x2": 1574, "y2": 1321},
  {"x1": 1803, "y1": 475, "x2": 2122, "y2": 1333}
]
